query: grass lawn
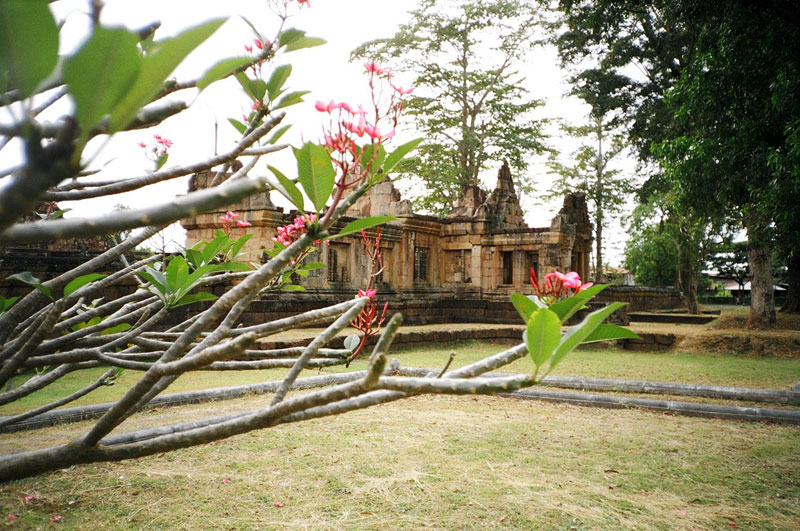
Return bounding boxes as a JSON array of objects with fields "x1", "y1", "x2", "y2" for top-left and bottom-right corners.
[
  {"x1": 0, "y1": 394, "x2": 798, "y2": 530},
  {"x1": 2, "y1": 341, "x2": 800, "y2": 417}
]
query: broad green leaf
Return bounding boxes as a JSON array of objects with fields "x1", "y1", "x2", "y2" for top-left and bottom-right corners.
[
  {"x1": 581, "y1": 324, "x2": 640, "y2": 344},
  {"x1": 63, "y1": 273, "x2": 106, "y2": 298},
  {"x1": 328, "y1": 216, "x2": 396, "y2": 240},
  {"x1": 185, "y1": 248, "x2": 204, "y2": 269},
  {"x1": 101, "y1": 323, "x2": 132, "y2": 335},
  {"x1": 228, "y1": 118, "x2": 247, "y2": 134},
  {"x1": 294, "y1": 269, "x2": 309, "y2": 278},
  {"x1": 138, "y1": 269, "x2": 167, "y2": 296},
  {"x1": 549, "y1": 302, "x2": 627, "y2": 373},
  {"x1": 252, "y1": 79, "x2": 267, "y2": 101},
  {"x1": 274, "y1": 90, "x2": 309, "y2": 110},
  {"x1": 64, "y1": 27, "x2": 141, "y2": 138},
  {"x1": 165, "y1": 256, "x2": 189, "y2": 292},
  {"x1": 525, "y1": 308, "x2": 562, "y2": 368},
  {"x1": 268, "y1": 165, "x2": 305, "y2": 212},
  {"x1": 281, "y1": 284, "x2": 306, "y2": 292},
  {"x1": 201, "y1": 232, "x2": 231, "y2": 264},
  {"x1": 267, "y1": 124, "x2": 291, "y2": 144},
  {"x1": 155, "y1": 152, "x2": 169, "y2": 170},
  {"x1": 235, "y1": 72, "x2": 257, "y2": 100},
  {"x1": 278, "y1": 28, "x2": 326, "y2": 52},
  {"x1": 360, "y1": 143, "x2": 387, "y2": 178},
  {"x1": 294, "y1": 142, "x2": 335, "y2": 212},
  {"x1": 197, "y1": 56, "x2": 251, "y2": 89},
  {"x1": 383, "y1": 138, "x2": 423, "y2": 174},
  {"x1": 0, "y1": 295, "x2": 19, "y2": 313},
  {"x1": 548, "y1": 283, "x2": 609, "y2": 323},
  {"x1": 172, "y1": 291, "x2": 217, "y2": 309},
  {"x1": 265, "y1": 65, "x2": 292, "y2": 101},
  {"x1": 108, "y1": 18, "x2": 225, "y2": 132},
  {"x1": 343, "y1": 334, "x2": 361, "y2": 352},
  {"x1": 300, "y1": 262, "x2": 326, "y2": 271},
  {"x1": 6, "y1": 272, "x2": 52, "y2": 299},
  {"x1": 510, "y1": 293, "x2": 538, "y2": 323},
  {"x1": 0, "y1": 0, "x2": 58, "y2": 97},
  {"x1": 230, "y1": 233, "x2": 254, "y2": 258}
]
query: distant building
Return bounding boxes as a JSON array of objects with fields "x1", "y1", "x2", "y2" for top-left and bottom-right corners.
[{"x1": 182, "y1": 162, "x2": 593, "y2": 302}]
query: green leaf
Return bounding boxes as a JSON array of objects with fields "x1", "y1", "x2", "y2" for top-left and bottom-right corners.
[
  {"x1": 185, "y1": 248, "x2": 204, "y2": 269},
  {"x1": 549, "y1": 302, "x2": 627, "y2": 373},
  {"x1": 101, "y1": 323, "x2": 132, "y2": 335},
  {"x1": 171, "y1": 292, "x2": 218, "y2": 309},
  {"x1": 548, "y1": 284, "x2": 609, "y2": 323},
  {"x1": 383, "y1": 138, "x2": 423, "y2": 175},
  {"x1": 328, "y1": 216, "x2": 396, "y2": 240},
  {"x1": 201, "y1": 232, "x2": 231, "y2": 264},
  {"x1": 510, "y1": 293, "x2": 537, "y2": 323},
  {"x1": 267, "y1": 124, "x2": 291, "y2": 145},
  {"x1": 234, "y1": 72, "x2": 257, "y2": 100},
  {"x1": 63, "y1": 273, "x2": 106, "y2": 298},
  {"x1": 265, "y1": 64, "x2": 292, "y2": 101},
  {"x1": 0, "y1": 295, "x2": 19, "y2": 313},
  {"x1": 268, "y1": 165, "x2": 305, "y2": 212},
  {"x1": 344, "y1": 334, "x2": 361, "y2": 352},
  {"x1": 525, "y1": 308, "x2": 562, "y2": 368},
  {"x1": 165, "y1": 256, "x2": 189, "y2": 292},
  {"x1": 155, "y1": 152, "x2": 169, "y2": 170},
  {"x1": 294, "y1": 269, "x2": 309, "y2": 278},
  {"x1": 197, "y1": 56, "x2": 252, "y2": 90},
  {"x1": 64, "y1": 27, "x2": 141, "y2": 138},
  {"x1": 138, "y1": 267, "x2": 168, "y2": 295},
  {"x1": 294, "y1": 142, "x2": 335, "y2": 212},
  {"x1": 228, "y1": 117, "x2": 247, "y2": 134},
  {"x1": 230, "y1": 233, "x2": 253, "y2": 259},
  {"x1": 278, "y1": 28, "x2": 326, "y2": 52},
  {"x1": 300, "y1": 262, "x2": 326, "y2": 271},
  {"x1": 0, "y1": 0, "x2": 59, "y2": 97},
  {"x1": 581, "y1": 324, "x2": 640, "y2": 344},
  {"x1": 360, "y1": 143, "x2": 387, "y2": 178},
  {"x1": 6, "y1": 272, "x2": 52, "y2": 299},
  {"x1": 274, "y1": 90, "x2": 309, "y2": 110},
  {"x1": 281, "y1": 284, "x2": 306, "y2": 292},
  {"x1": 108, "y1": 18, "x2": 226, "y2": 132}
]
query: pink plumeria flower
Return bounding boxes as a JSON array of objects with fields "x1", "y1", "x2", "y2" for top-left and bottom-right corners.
[
  {"x1": 391, "y1": 83, "x2": 414, "y2": 95},
  {"x1": 254, "y1": 38, "x2": 263, "y2": 50},
  {"x1": 244, "y1": 44, "x2": 253, "y2": 53},
  {"x1": 358, "y1": 289, "x2": 377, "y2": 299},
  {"x1": 236, "y1": 220, "x2": 252, "y2": 228},
  {"x1": 363, "y1": 61, "x2": 386, "y2": 75}
]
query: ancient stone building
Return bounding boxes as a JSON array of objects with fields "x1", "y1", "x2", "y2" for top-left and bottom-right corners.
[{"x1": 182, "y1": 162, "x2": 593, "y2": 313}]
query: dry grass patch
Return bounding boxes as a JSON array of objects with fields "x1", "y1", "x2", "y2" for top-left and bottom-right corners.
[{"x1": 1, "y1": 394, "x2": 798, "y2": 530}]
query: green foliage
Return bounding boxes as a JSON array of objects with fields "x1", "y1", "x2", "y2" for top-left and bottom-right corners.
[
  {"x1": 63, "y1": 273, "x2": 106, "y2": 298},
  {"x1": 64, "y1": 27, "x2": 142, "y2": 145},
  {"x1": 5, "y1": 272, "x2": 52, "y2": 300},
  {"x1": 352, "y1": 0, "x2": 547, "y2": 215},
  {"x1": 108, "y1": 18, "x2": 225, "y2": 132},
  {"x1": 328, "y1": 216, "x2": 397, "y2": 241},
  {"x1": 513, "y1": 281, "x2": 635, "y2": 380},
  {"x1": 294, "y1": 142, "x2": 336, "y2": 213},
  {"x1": 0, "y1": 0, "x2": 59, "y2": 98},
  {"x1": 187, "y1": 230, "x2": 254, "y2": 268},
  {"x1": 0, "y1": 295, "x2": 19, "y2": 314},
  {"x1": 138, "y1": 255, "x2": 248, "y2": 310},
  {"x1": 197, "y1": 56, "x2": 252, "y2": 90}
]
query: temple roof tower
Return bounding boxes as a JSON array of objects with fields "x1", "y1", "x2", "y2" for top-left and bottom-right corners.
[{"x1": 486, "y1": 161, "x2": 526, "y2": 230}]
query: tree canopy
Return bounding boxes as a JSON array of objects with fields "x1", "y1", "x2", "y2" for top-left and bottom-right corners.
[{"x1": 352, "y1": 0, "x2": 548, "y2": 216}]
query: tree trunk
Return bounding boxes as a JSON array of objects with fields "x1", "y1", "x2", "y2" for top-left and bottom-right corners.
[
  {"x1": 679, "y1": 266, "x2": 699, "y2": 314},
  {"x1": 595, "y1": 216, "x2": 604, "y2": 283},
  {"x1": 746, "y1": 240, "x2": 776, "y2": 327},
  {"x1": 780, "y1": 252, "x2": 800, "y2": 313}
]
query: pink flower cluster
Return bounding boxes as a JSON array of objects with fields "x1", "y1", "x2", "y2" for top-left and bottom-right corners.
[
  {"x1": 357, "y1": 288, "x2": 377, "y2": 299},
  {"x1": 272, "y1": 214, "x2": 317, "y2": 246},
  {"x1": 530, "y1": 268, "x2": 593, "y2": 303},
  {"x1": 138, "y1": 133, "x2": 172, "y2": 159},
  {"x1": 219, "y1": 211, "x2": 252, "y2": 228}
]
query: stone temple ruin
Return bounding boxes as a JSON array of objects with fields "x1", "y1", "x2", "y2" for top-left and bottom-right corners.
[{"x1": 182, "y1": 162, "x2": 594, "y2": 323}]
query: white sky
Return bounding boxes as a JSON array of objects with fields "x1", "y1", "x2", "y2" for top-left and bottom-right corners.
[{"x1": 1, "y1": 0, "x2": 635, "y2": 265}]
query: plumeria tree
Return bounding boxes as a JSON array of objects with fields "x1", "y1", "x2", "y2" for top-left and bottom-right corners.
[{"x1": 0, "y1": 0, "x2": 634, "y2": 482}]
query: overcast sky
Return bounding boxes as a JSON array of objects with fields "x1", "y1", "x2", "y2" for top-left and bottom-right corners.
[{"x1": 3, "y1": 0, "x2": 634, "y2": 265}]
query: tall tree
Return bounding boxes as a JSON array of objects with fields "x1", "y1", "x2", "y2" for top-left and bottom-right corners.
[
  {"x1": 351, "y1": 0, "x2": 548, "y2": 216},
  {"x1": 654, "y1": 3, "x2": 800, "y2": 326},
  {"x1": 546, "y1": 116, "x2": 634, "y2": 282}
]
